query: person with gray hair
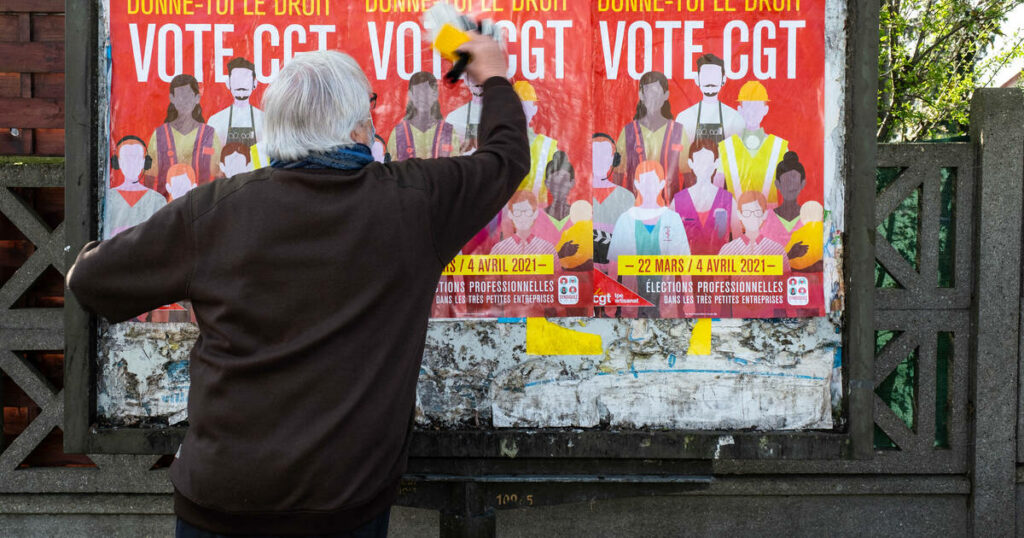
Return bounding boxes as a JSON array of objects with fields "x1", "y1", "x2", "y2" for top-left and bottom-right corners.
[{"x1": 66, "y1": 34, "x2": 526, "y2": 537}]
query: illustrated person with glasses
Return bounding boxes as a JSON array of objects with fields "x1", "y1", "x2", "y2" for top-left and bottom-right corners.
[
  {"x1": 490, "y1": 190, "x2": 556, "y2": 256},
  {"x1": 718, "y1": 190, "x2": 790, "y2": 317},
  {"x1": 718, "y1": 190, "x2": 789, "y2": 260}
]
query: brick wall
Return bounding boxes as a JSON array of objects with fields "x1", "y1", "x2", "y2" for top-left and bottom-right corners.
[{"x1": 0, "y1": 0, "x2": 64, "y2": 156}]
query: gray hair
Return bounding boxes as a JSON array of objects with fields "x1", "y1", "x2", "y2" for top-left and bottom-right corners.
[{"x1": 262, "y1": 50, "x2": 371, "y2": 161}]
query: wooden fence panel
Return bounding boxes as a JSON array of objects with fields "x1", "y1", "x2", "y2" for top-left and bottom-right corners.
[{"x1": 0, "y1": 5, "x2": 64, "y2": 156}]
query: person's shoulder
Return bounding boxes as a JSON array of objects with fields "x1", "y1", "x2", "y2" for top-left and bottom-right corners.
[
  {"x1": 534, "y1": 236, "x2": 556, "y2": 250},
  {"x1": 189, "y1": 167, "x2": 275, "y2": 219},
  {"x1": 676, "y1": 104, "x2": 698, "y2": 119},
  {"x1": 207, "y1": 107, "x2": 230, "y2": 121},
  {"x1": 763, "y1": 238, "x2": 786, "y2": 254},
  {"x1": 444, "y1": 105, "x2": 468, "y2": 122},
  {"x1": 142, "y1": 188, "x2": 167, "y2": 203},
  {"x1": 663, "y1": 208, "x2": 684, "y2": 224},
  {"x1": 672, "y1": 189, "x2": 688, "y2": 204},
  {"x1": 491, "y1": 236, "x2": 520, "y2": 255},
  {"x1": 614, "y1": 207, "x2": 637, "y2": 224},
  {"x1": 719, "y1": 237, "x2": 742, "y2": 253}
]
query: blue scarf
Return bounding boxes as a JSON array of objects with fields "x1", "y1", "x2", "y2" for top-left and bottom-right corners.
[{"x1": 270, "y1": 144, "x2": 375, "y2": 170}]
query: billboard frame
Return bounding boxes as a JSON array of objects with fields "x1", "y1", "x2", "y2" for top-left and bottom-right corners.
[{"x1": 64, "y1": 0, "x2": 877, "y2": 461}]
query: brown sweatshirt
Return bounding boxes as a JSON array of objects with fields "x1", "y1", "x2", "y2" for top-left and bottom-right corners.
[{"x1": 68, "y1": 77, "x2": 528, "y2": 534}]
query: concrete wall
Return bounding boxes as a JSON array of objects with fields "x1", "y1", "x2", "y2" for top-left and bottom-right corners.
[{"x1": 0, "y1": 492, "x2": 967, "y2": 537}]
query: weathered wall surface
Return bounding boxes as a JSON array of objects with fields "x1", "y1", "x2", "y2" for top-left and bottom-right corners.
[
  {"x1": 97, "y1": 323, "x2": 197, "y2": 425},
  {"x1": 421, "y1": 318, "x2": 838, "y2": 429},
  {"x1": 98, "y1": 317, "x2": 839, "y2": 430}
]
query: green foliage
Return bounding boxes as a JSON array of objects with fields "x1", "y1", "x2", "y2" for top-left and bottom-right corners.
[{"x1": 878, "y1": 0, "x2": 1024, "y2": 141}]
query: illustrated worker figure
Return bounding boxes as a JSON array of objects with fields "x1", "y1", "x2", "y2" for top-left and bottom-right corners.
[
  {"x1": 675, "y1": 54, "x2": 744, "y2": 152},
  {"x1": 591, "y1": 132, "x2": 635, "y2": 267},
  {"x1": 68, "y1": 36, "x2": 526, "y2": 537},
  {"x1": 387, "y1": 71, "x2": 460, "y2": 160},
  {"x1": 147, "y1": 74, "x2": 223, "y2": 196},
  {"x1": 608, "y1": 160, "x2": 690, "y2": 317},
  {"x1": 673, "y1": 139, "x2": 736, "y2": 256},
  {"x1": 218, "y1": 142, "x2": 255, "y2": 179},
  {"x1": 719, "y1": 190, "x2": 791, "y2": 317},
  {"x1": 104, "y1": 135, "x2": 166, "y2": 239},
  {"x1": 719, "y1": 80, "x2": 789, "y2": 205},
  {"x1": 532, "y1": 151, "x2": 576, "y2": 248},
  {"x1": 761, "y1": 151, "x2": 807, "y2": 248},
  {"x1": 371, "y1": 133, "x2": 391, "y2": 163},
  {"x1": 490, "y1": 190, "x2": 557, "y2": 256},
  {"x1": 718, "y1": 190, "x2": 790, "y2": 264},
  {"x1": 615, "y1": 71, "x2": 690, "y2": 201},
  {"x1": 513, "y1": 80, "x2": 558, "y2": 203},
  {"x1": 207, "y1": 58, "x2": 263, "y2": 151},
  {"x1": 165, "y1": 163, "x2": 198, "y2": 202},
  {"x1": 445, "y1": 74, "x2": 485, "y2": 154}
]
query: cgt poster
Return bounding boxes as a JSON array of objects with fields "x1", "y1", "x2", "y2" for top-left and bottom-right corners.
[
  {"x1": 591, "y1": 0, "x2": 826, "y2": 318},
  {"x1": 104, "y1": 0, "x2": 825, "y2": 320}
]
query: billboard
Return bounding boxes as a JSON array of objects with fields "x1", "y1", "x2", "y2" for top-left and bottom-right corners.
[
  {"x1": 93, "y1": 0, "x2": 844, "y2": 429},
  {"x1": 104, "y1": 0, "x2": 826, "y2": 321}
]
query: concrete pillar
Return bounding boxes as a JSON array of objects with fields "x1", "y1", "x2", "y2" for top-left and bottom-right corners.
[{"x1": 968, "y1": 87, "x2": 1024, "y2": 537}]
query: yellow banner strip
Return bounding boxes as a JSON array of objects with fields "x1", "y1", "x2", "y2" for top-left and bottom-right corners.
[
  {"x1": 526, "y1": 318, "x2": 603, "y2": 356},
  {"x1": 687, "y1": 318, "x2": 713, "y2": 356},
  {"x1": 443, "y1": 255, "x2": 554, "y2": 276},
  {"x1": 617, "y1": 255, "x2": 783, "y2": 276}
]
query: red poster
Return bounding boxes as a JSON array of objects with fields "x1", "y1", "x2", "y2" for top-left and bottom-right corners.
[
  {"x1": 105, "y1": 0, "x2": 825, "y2": 320},
  {"x1": 106, "y1": 0, "x2": 593, "y2": 320},
  {"x1": 591, "y1": 0, "x2": 826, "y2": 318}
]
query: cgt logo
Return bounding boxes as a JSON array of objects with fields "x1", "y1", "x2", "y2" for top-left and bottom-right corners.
[
  {"x1": 558, "y1": 276, "x2": 579, "y2": 305},
  {"x1": 594, "y1": 292, "x2": 611, "y2": 306}
]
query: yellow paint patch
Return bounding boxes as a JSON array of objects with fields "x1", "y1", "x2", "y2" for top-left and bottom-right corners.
[
  {"x1": 526, "y1": 318, "x2": 603, "y2": 356},
  {"x1": 687, "y1": 318, "x2": 712, "y2": 356}
]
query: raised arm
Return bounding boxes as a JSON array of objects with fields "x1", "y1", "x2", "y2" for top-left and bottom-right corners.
[{"x1": 408, "y1": 35, "x2": 531, "y2": 263}]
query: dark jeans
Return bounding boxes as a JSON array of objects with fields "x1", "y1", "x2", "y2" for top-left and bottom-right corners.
[{"x1": 175, "y1": 509, "x2": 391, "y2": 538}]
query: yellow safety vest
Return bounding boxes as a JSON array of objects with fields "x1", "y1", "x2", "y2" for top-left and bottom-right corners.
[
  {"x1": 720, "y1": 134, "x2": 788, "y2": 204},
  {"x1": 250, "y1": 144, "x2": 264, "y2": 169},
  {"x1": 518, "y1": 134, "x2": 557, "y2": 203}
]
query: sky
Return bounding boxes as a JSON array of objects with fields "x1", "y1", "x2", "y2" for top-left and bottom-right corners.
[{"x1": 987, "y1": 3, "x2": 1024, "y2": 87}]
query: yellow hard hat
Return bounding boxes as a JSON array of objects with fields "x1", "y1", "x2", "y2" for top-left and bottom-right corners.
[
  {"x1": 737, "y1": 81, "x2": 769, "y2": 102},
  {"x1": 513, "y1": 80, "x2": 538, "y2": 101}
]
